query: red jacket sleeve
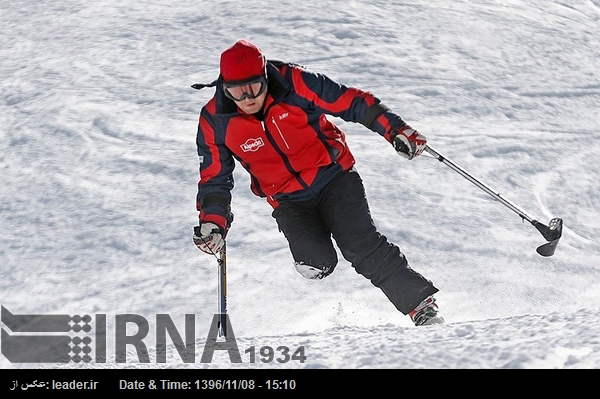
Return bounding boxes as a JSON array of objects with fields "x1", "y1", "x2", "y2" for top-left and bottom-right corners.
[
  {"x1": 196, "y1": 100, "x2": 234, "y2": 235},
  {"x1": 287, "y1": 65, "x2": 407, "y2": 143}
]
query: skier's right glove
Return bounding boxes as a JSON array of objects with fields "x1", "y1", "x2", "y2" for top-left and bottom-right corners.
[
  {"x1": 193, "y1": 223, "x2": 225, "y2": 255},
  {"x1": 391, "y1": 125, "x2": 427, "y2": 160}
]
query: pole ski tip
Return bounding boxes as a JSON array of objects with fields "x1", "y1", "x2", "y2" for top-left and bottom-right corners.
[{"x1": 533, "y1": 218, "x2": 563, "y2": 257}]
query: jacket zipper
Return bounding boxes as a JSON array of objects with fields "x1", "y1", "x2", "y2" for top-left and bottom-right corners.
[{"x1": 271, "y1": 117, "x2": 290, "y2": 149}]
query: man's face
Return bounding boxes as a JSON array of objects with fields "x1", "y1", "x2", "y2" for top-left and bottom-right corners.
[{"x1": 234, "y1": 89, "x2": 267, "y2": 115}]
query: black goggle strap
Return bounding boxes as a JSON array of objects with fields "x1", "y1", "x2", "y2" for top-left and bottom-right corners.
[{"x1": 191, "y1": 79, "x2": 218, "y2": 91}]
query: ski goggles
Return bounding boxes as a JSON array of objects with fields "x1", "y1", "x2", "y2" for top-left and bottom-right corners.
[{"x1": 222, "y1": 75, "x2": 268, "y2": 102}]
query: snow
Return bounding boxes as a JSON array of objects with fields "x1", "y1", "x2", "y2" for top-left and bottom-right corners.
[{"x1": 1, "y1": 0, "x2": 600, "y2": 371}]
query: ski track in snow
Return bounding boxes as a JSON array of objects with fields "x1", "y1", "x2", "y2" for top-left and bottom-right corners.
[{"x1": 1, "y1": 0, "x2": 600, "y2": 370}]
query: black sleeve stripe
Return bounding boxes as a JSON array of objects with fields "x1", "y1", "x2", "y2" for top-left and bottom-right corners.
[{"x1": 360, "y1": 102, "x2": 390, "y2": 130}]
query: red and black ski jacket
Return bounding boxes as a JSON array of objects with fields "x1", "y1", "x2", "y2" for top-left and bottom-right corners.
[{"x1": 195, "y1": 60, "x2": 407, "y2": 234}]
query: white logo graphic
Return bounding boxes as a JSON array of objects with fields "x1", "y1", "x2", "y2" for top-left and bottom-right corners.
[
  {"x1": 278, "y1": 112, "x2": 289, "y2": 120},
  {"x1": 240, "y1": 137, "x2": 265, "y2": 152}
]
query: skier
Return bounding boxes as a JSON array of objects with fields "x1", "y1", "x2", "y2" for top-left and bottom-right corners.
[{"x1": 192, "y1": 39, "x2": 444, "y2": 326}]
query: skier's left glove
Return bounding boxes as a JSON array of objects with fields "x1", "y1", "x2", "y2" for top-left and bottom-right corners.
[
  {"x1": 193, "y1": 223, "x2": 225, "y2": 255},
  {"x1": 391, "y1": 125, "x2": 427, "y2": 160}
]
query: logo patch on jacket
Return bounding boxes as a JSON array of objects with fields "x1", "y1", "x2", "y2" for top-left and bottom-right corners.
[{"x1": 240, "y1": 137, "x2": 265, "y2": 152}]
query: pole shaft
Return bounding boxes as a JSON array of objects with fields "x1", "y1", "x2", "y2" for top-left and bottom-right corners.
[
  {"x1": 424, "y1": 145, "x2": 536, "y2": 224},
  {"x1": 217, "y1": 243, "x2": 227, "y2": 337}
]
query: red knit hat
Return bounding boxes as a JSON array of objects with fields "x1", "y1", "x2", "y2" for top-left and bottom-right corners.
[{"x1": 220, "y1": 39, "x2": 266, "y2": 83}]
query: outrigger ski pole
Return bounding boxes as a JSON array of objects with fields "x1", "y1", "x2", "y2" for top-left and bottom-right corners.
[
  {"x1": 194, "y1": 226, "x2": 228, "y2": 337},
  {"x1": 424, "y1": 145, "x2": 563, "y2": 256}
]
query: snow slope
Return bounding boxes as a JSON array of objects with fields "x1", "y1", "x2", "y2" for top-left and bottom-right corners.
[{"x1": 1, "y1": 0, "x2": 600, "y2": 369}]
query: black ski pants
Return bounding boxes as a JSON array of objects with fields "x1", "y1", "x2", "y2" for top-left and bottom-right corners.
[{"x1": 272, "y1": 167, "x2": 438, "y2": 315}]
